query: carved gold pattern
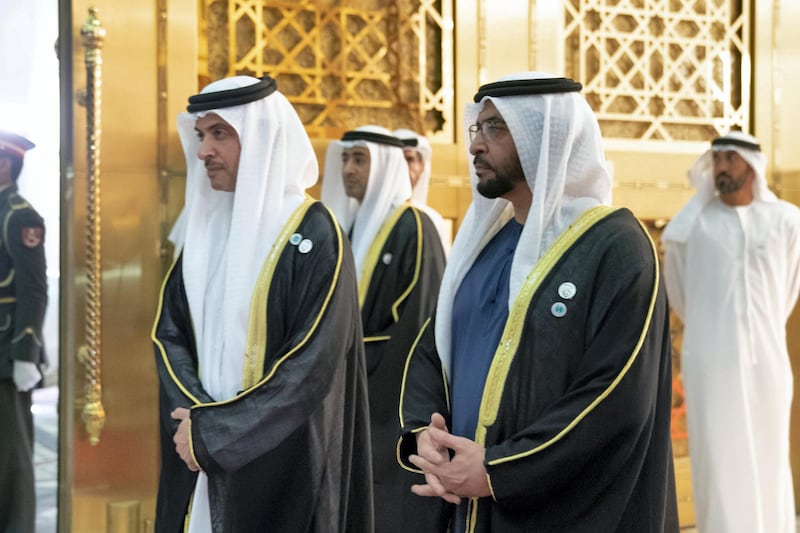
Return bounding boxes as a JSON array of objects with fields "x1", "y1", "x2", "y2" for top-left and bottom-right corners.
[
  {"x1": 201, "y1": 0, "x2": 453, "y2": 140},
  {"x1": 564, "y1": 0, "x2": 751, "y2": 142},
  {"x1": 79, "y1": 6, "x2": 106, "y2": 447}
]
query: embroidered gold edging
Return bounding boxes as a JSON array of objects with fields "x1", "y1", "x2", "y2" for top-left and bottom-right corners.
[
  {"x1": 358, "y1": 203, "x2": 411, "y2": 307},
  {"x1": 150, "y1": 257, "x2": 202, "y2": 405},
  {"x1": 475, "y1": 206, "x2": 618, "y2": 445},
  {"x1": 0, "y1": 297, "x2": 15, "y2": 304},
  {"x1": 0, "y1": 269, "x2": 14, "y2": 288},
  {"x1": 364, "y1": 335, "x2": 391, "y2": 343},
  {"x1": 183, "y1": 492, "x2": 192, "y2": 532},
  {"x1": 397, "y1": 317, "x2": 453, "y2": 474},
  {"x1": 486, "y1": 473, "x2": 497, "y2": 501},
  {"x1": 390, "y1": 207, "x2": 423, "y2": 322},
  {"x1": 399, "y1": 317, "x2": 432, "y2": 428},
  {"x1": 197, "y1": 201, "x2": 345, "y2": 408},
  {"x1": 396, "y1": 427, "x2": 426, "y2": 474},
  {"x1": 468, "y1": 498, "x2": 479, "y2": 533},
  {"x1": 242, "y1": 197, "x2": 315, "y2": 389},
  {"x1": 187, "y1": 416, "x2": 200, "y2": 471},
  {"x1": 485, "y1": 209, "x2": 660, "y2": 468}
]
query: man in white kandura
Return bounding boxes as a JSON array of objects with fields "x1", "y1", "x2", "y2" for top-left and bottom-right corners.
[{"x1": 662, "y1": 130, "x2": 800, "y2": 533}]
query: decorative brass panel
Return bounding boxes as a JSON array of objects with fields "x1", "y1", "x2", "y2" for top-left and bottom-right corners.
[
  {"x1": 564, "y1": 0, "x2": 751, "y2": 142},
  {"x1": 200, "y1": 0, "x2": 454, "y2": 141}
]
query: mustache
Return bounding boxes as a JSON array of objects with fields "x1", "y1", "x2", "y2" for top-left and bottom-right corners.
[{"x1": 473, "y1": 156, "x2": 492, "y2": 169}]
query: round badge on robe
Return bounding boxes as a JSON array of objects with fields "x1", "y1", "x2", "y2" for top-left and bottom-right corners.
[
  {"x1": 558, "y1": 281, "x2": 577, "y2": 300},
  {"x1": 551, "y1": 302, "x2": 567, "y2": 318},
  {"x1": 382, "y1": 253, "x2": 392, "y2": 265},
  {"x1": 289, "y1": 233, "x2": 302, "y2": 246},
  {"x1": 299, "y1": 239, "x2": 313, "y2": 254}
]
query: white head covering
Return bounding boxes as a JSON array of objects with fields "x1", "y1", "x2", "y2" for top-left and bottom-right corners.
[
  {"x1": 662, "y1": 130, "x2": 776, "y2": 244},
  {"x1": 393, "y1": 128, "x2": 433, "y2": 204},
  {"x1": 177, "y1": 75, "x2": 318, "y2": 400},
  {"x1": 435, "y1": 71, "x2": 613, "y2": 376},
  {"x1": 321, "y1": 125, "x2": 412, "y2": 277}
]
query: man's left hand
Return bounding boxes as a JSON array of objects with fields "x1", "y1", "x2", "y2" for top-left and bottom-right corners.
[{"x1": 409, "y1": 420, "x2": 491, "y2": 501}]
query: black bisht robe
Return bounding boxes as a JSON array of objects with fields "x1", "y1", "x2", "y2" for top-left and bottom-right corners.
[
  {"x1": 399, "y1": 207, "x2": 680, "y2": 533},
  {"x1": 359, "y1": 205, "x2": 451, "y2": 533},
  {"x1": 152, "y1": 200, "x2": 373, "y2": 533}
]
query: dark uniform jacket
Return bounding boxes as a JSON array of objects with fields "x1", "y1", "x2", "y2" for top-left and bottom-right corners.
[
  {"x1": 0, "y1": 185, "x2": 47, "y2": 379},
  {"x1": 400, "y1": 207, "x2": 679, "y2": 533}
]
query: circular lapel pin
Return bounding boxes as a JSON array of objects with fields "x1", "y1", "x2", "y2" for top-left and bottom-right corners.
[
  {"x1": 551, "y1": 302, "x2": 567, "y2": 318},
  {"x1": 299, "y1": 239, "x2": 313, "y2": 254},
  {"x1": 558, "y1": 281, "x2": 577, "y2": 300},
  {"x1": 289, "y1": 233, "x2": 303, "y2": 246},
  {"x1": 382, "y1": 253, "x2": 393, "y2": 265}
]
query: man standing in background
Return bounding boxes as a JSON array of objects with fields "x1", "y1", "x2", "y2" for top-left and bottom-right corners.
[
  {"x1": 393, "y1": 128, "x2": 451, "y2": 254},
  {"x1": 322, "y1": 125, "x2": 449, "y2": 533},
  {"x1": 662, "y1": 130, "x2": 800, "y2": 533}
]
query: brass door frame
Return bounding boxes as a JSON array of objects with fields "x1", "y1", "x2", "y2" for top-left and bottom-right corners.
[{"x1": 58, "y1": 1, "x2": 75, "y2": 529}]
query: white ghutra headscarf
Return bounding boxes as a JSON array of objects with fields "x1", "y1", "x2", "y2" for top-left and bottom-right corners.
[
  {"x1": 393, "y1": 128, "x2": 451, "y2": 254},
  {"x1": 393, "y1": 128, "x2": 433, "y2": 205},
  {"x1": 434, "y1": 71, "x2": 613, "y2": 377},
  {"x1": 177, "y1": 76, "x2": 318, "y2": 401},
  {"x1": 662, "y1": 130, "x2": 775, "y2": 244},
  {"x1": 320, "y1": 125, "x2": 411, "y2": 277}
]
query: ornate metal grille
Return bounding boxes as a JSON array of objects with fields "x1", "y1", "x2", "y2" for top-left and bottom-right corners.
[
  {"x1": 564, "y1": 0, "x2": 751, "y2": 143},
  {"x1": 201, "y1": 0, "x2": 454, "y2": 141}
]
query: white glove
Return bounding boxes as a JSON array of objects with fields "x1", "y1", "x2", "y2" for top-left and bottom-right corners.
[{"x1": 13, "y1": 360, "x2": 41, "y2": 392}]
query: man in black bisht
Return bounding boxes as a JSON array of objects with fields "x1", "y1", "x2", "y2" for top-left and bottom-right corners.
[
  {"x1": 398, "y1": 73, "x2": 679, "y2": 532},
  {"x1": 321, "y1": 126, "x2": 449, "y2": 533},
  {"x1": 0, "y1": 130, "x2": 47, "y2": 533},
  {"x1": 152, "y1": 75, "x2": 372, "y2": 533}
]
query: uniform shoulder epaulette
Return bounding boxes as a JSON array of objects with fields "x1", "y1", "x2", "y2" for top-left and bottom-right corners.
[{"x1": 7, "y1": 192, "x2": 31, "y2": 211}]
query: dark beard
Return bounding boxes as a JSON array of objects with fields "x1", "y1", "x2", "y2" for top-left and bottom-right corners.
[
  {"x1": 716, "y1": 173, "x2": 747, "y2": 195},
  {"x1": 475, "y1": 155, "x2": 525, "y2": 199},
  {"x1": 477, "y1": 174, "x2": 517, "y2": 198}
]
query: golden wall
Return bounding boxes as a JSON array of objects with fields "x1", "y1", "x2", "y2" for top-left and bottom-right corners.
[{"x1": 56, "y1": 1, "x2": 800, "y2": 531}]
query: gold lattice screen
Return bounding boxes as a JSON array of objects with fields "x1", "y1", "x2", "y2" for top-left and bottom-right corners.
[
  {"x1": 201, "y1": 0, "x2": 454, "y2": 141},
  {"x1": 564, "y1": 0, "x2": 751, "y2": 143}
]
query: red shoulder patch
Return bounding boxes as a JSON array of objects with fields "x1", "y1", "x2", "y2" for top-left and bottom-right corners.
[{"x1": 21, "y1": 227, "x2": 43, "y2": 248}]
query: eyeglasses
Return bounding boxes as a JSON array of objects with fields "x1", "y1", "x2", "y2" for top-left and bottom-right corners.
[{"x1": 468, "y1": 119, "x2": 508, "y2": 143}]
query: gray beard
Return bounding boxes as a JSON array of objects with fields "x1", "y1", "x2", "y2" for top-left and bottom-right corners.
[{"x1": 716, "y1": 174, "x2": 747, "y2": 195}]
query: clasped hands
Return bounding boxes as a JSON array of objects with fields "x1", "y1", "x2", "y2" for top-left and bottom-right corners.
[
  {"x1": 171, "y1": 407, "x2": 202, "y2": 472},
  {"x1": 408, "y1": 412, "x2": 491, "y2": 504}
]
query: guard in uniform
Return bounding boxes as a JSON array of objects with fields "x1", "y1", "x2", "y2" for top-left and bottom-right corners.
[{"x1": 0, "y1": 130, "x2": 47, "y2": 533}]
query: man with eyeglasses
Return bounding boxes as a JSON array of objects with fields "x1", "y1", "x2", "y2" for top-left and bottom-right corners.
[
  {"x1": 397, "y1": 72, "x2": 679, "y2": 532},
  {"x1": 321, "y1": 126, "x2": 449, "y2": 533},
  {"x1": 662, "y1": 131, "x2": 800, "y2": 533}
]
